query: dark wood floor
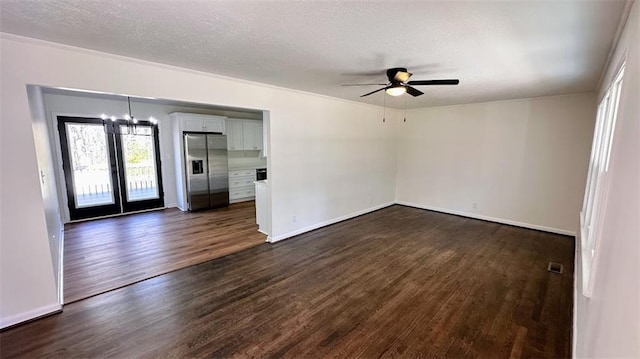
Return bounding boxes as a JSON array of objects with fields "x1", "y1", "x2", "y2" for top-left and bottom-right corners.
[
  {"x1": 1, "y1": 205, "x2": 574, "y2": 358},
  {"x1": 64, "y1": 201, "x2": 266, "y2": 303}
]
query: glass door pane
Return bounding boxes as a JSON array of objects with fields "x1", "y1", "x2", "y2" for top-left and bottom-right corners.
[
  {"x1": 65, "y1": 123, "x2": 115, "y2": 207},
  {"x1": 120, "y1": 126, "x2": 159, "y2": 201},
  {"x1": 116, "y1": 124, "x2": 164, "y2": 212},
  {"x1": 58, "y1": 117, "x2": 121, "y2": 220}
]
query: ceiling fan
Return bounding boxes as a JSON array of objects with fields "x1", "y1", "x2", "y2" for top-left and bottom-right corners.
[{"x1": 342, "y1": 67, "x2": 459, "y2": 97}]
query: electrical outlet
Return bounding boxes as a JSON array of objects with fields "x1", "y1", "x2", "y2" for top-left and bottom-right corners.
[
  {"x1": 472, "y1": 202, "x2": 478, "y2": 209},
  {"x1": 292, "y1": 215, "x2": 297, "y2": 223}
]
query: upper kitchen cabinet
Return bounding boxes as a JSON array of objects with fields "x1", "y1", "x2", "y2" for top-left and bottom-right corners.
[
  {"x1": 225, "y1": 119, "x2": 263, "y2": 151},
  {"x1": 173, "y1": 112, "x2": 226, "y2": 133},
  {"x1": 242, "y1": 120, "x2": 263, "y2": 151},
  {"x1": 226, "y1": 120, "x2": 244, "y2": 151}
]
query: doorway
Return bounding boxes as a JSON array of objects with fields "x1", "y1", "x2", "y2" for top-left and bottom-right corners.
[
  {"x1": 57, "y1": 116, "x2": 164, "y2": 220},
  {"x1": 36, "y1": 89, "x2": 270, "y2": 304}
]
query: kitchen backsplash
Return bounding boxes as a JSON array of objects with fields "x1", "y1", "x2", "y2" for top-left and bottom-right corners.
[{"x1": 228, "y1": 150, "x2": 266, "y2": 169}]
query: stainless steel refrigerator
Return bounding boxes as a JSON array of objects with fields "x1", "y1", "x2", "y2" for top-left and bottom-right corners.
[{"x1": 184, "y1": 133, "x2": 229, "y2": 211}]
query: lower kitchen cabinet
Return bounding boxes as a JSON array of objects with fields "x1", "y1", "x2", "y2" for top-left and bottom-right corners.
[{"x1": 229, "y1": 169, "x2": 255, "y2": 203}]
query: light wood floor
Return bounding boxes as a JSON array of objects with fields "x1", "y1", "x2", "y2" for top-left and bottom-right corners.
[
  {"x1": 63, "y1": 201, "x2": 266, "y2": 303},
  {"x1": 3, "y1": 205, "x2": 574, "y2": 358}
]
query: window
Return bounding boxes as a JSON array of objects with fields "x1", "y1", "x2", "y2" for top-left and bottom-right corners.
[{"x1": 580, "y1": 63, "x2": 625, "y2": 296}]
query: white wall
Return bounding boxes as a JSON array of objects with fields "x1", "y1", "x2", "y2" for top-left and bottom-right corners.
[
  {"x1": 396, "y1": 92, "x2": 596, "y2": 234},
  {"x1": 26, "y1": 86, "x2": 63, "y2": 303},
  {"x1": 1, "y1": 49, "x2": 60, "y2": 328},
  {"x1": 269, "y1": 97, "x2": 399, "y2": 241},
  {"x1": 575, "y1": 1, "x2": 640, "y2": 357},
  {"x1": 0, "y1": 34, "x2": 399, "y2": 327}
]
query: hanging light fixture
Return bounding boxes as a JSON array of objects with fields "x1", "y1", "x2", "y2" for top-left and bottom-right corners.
[
  {"x1": 101, "y1": 114, "x2": 117, "y2": 134},
  {"x1": 124, "y1": 96, "x2": 136, "y2": 134},
  {"x1": 101, "y1": 96, "x2": 158, "y2": 136}
]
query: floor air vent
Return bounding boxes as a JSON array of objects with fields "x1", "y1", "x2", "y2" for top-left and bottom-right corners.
[{"x1": 547, "y1": 262, "x2": 564, "y2": 274}]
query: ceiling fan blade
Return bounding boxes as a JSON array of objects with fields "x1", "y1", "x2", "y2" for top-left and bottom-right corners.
[
  {"x1": 407, "y1": 79, "x2": 459, "y2": 86},
  {"x1": 394, "y1": 71, "x2": 412, "y2": 83},
  {"x1": 405, "y1": 86, "x2": 424, "y2": 97},
  {"x1": 341, "y1": 83, "x2": 388, "y2": 86},
  {"x1": 360, "y1": 87, "x2": 387, "y2": 97}
]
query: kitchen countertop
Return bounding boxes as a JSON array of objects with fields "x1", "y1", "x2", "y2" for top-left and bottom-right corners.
[
  {"x1": 254, "y1": 180, "x2": 268, "y2": 185},
  {"x1": 229, "y1": 165, "x2": 266, "y2": 171}
]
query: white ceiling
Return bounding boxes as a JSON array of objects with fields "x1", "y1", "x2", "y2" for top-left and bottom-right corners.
[{"x1": 0, "y1": 0, "x2": 628, "y2": 108}]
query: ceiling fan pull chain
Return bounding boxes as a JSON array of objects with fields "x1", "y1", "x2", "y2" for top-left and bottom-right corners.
[
  {"x1": 383, "y1": 90, "x2": 386, "y2": 122},
  {"x1": 404, "y1": 96, "x2": 407, "y2": 122}
]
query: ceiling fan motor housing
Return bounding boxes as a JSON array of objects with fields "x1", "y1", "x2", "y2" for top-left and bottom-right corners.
[{"x1": 387, "y1": 67, "x2": 408, "y2": 83}]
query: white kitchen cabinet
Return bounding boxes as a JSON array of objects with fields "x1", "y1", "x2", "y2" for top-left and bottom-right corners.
[
  {"x1": 225, "y1": 118, "x2": 263, "y2": 151},
  {"x1": 228, "y1": 169, "x2": 256, "y2": 203},
  {"x1": 225, "y1": 120, "x2": 244, "y2": 151},
  {"x1": 229, "y1": 176, "x2": 255, "y2": 189},
  {"x1": 182, "y1": 118, "x2": 206, "y2": 132},
  {"x1": 229, "y1": 169, "x2": 254, "y2": 178},
  {"x1": 203, "y1": 119, "x2": 224, "y2": 133},
  {"x1": 242, "y1": 120, "x2": 263, "y2": 151},
  {"x1": 171, "y1": 113, "x2": 226, "y2": 133},
  {"x1": 230, "y1": 187, "x2": 255, "y2": 200}
]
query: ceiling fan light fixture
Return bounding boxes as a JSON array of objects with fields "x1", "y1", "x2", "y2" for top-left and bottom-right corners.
[{"x1": 386, "y1": 85, "x2": 406, "y2": 96}]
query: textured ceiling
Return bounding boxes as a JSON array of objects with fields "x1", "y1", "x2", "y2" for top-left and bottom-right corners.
[{"x1": 0, "y1": 0, "x2": 628, "y2": 108}]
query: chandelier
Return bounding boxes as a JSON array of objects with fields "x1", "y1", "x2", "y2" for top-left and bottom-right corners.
[{"x1": 101, "y1": 96, "x2": 158, "y2": 135}]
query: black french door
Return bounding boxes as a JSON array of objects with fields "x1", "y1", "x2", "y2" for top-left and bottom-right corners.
[{"x1": 58, "y1": 116, "x2": 164, "y2": 221}]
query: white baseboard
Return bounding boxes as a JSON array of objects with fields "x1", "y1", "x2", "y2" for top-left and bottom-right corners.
[
  {"x1": 0, "y1": 303, "x2": 62, "y2": 329},
  {"x1": 165, "y1": 202, "x2": 178, "y2": 209},
  {"x1": 395, "y1": 201, "x2": 576, "y2": 237},
  {"x1": 268, "y1": 201, "x2": 395, "y2": 243}
]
